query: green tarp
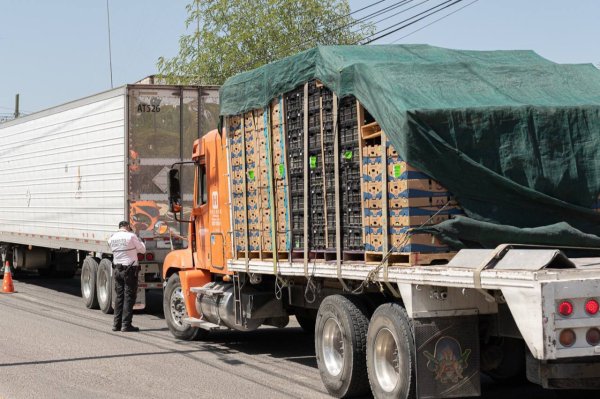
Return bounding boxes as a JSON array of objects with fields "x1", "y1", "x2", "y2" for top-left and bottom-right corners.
[{"x1": 220, "y1": 45, "x2": 600, "y2": 249}]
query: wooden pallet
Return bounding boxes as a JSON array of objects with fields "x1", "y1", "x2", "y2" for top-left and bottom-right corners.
[
  {"x1": 365, "y1": 251, "x2": 456, "y2": 266},
  {"x1": 234, "y1": 251, "x2": 261, "y2": 260},
  {"x1": 259, "y1": 251, "x2": 291, "y2": 261},
  {"x1": 343, "y1": 251, "x2": 365, "y2": 262}
]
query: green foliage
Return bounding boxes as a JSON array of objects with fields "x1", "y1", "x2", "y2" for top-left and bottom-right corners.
[{"x1": 157, "y1": 0, "x2": 374, "y2": 85}]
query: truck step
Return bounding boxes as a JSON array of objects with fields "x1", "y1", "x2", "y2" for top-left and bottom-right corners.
[
  {"x1": 183, "y1": 317, "x2": 229, "y2": 331},
  {"x1": 190, "y1": 287, "x2": 224, "y2": 297}
]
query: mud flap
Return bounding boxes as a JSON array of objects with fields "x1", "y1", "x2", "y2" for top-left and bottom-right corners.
[{"x1": 414, "y1": 315, "x2": 480, "y2": 398}]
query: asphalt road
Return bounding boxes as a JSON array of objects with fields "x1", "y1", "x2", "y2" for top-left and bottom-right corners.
[{"x1": 0, "y1": 274, "x2": 563, "y2": 399}]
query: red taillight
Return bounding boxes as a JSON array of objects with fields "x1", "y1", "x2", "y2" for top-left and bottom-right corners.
[
  {"x1": 558, "y1": 300, "x2": 574, "y2": 317},
  {"x1": 559, "y1": 329, "x2": 576, "y2": 347},
  {"x1": 585, "y1": 299, "x2": 599, "y2": 315},
  {"x1": 137, "y1": 253, "x2": 144, "y2": 262},
  {"x1": 586, "y1": 328, "x2": 600, "y2": 346},
  {"x1": 145, "y1": 252, "x2": 155, "y2": 261}
]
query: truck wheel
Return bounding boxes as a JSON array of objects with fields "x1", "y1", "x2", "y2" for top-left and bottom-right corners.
[
  {"x1": 366, "y1": 303, "x2": 416, "y2": 399},
  {"x1": 164, "y1": 273, "x2": 206, "y2": 341},
  {"x1": 96, "y1": 259, "x2": 114, "y2": 314},
  {"x1": 81, "y1": 257, "x2": 99, "y2": 309},
  {"x1": 315, "y1": 295, "x2": 370, "y2": 398}
]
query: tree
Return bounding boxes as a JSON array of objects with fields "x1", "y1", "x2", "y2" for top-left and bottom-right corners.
[{"x1": 157, "y1": 0, "x2": 374, "y2": 85}]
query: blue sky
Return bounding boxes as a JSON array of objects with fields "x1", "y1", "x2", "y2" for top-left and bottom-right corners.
[{"x1": 1, "y1": 0, "x2": 598, "y2": 115}]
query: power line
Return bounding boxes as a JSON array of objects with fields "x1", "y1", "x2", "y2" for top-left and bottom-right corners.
[
  {"x1": 357, "y1": 0, "x2": 458, "y2": 44},
  {"x1": 296, "y1": 0, "x2": 413, "y2": 48},
  {"x1": 359, "y1": 0, "x2": 464, "y2": 44},
  {"x1": 238, "y1": 1, "x2": 414, "y2": 73},
  {"x1": 339, "y1": 0, "x2": 414, "y2": 32},
  {"x1": 391, "y1": 0, "x2": 480, "y2": 43},
  {"x1": 336, "y1": 0, "x2": 389, "y2": 23},
  {"x1": 370, "y1": 0, "x2": 432, "y2": 27}
]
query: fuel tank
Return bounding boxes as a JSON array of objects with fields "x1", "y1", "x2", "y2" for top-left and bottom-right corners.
[{"x1": 195, "y1": 282, "x2": 264, "y2": 331}]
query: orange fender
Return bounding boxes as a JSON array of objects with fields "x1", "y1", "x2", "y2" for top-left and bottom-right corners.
[{"x1": 179, "y1": 269, "x2": 211, "y2": 319}]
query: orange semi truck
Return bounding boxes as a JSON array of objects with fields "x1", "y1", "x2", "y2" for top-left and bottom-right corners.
[{"x1": 162, "y1": 47, "x2": 600, "y2": 399}]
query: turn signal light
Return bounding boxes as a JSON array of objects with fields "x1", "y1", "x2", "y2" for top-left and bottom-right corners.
[
  {"x1": 137, "y1": 253, "x2": 144, "y2": 262},
  {"x1": 585, "y1": 299, "x2": 599, "y2": 315},
  {"x1": 559, "y1": 329, "x2": 576, "y2": 347},
  {"x1": 586, "y1": 328, "x2": 600, "y2": 346},
  {"x1": 558, "y1": 300, "x2": 574, "y2": 317},
  {"x1": 145, "y1": 252, "x2": 155, "y2": 261}
]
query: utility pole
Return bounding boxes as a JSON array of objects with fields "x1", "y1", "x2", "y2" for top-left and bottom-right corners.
[
  {"x1": 106, "y1": 0, "x2": 114, "y2": 88},
  {"x1": 14, "y1": 94, "x2": 20, "y2": 119}
]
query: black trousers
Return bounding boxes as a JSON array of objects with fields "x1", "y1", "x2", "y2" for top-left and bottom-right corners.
[{"x1": 113, "y1": 266, "x2": 139, "y2": 328}]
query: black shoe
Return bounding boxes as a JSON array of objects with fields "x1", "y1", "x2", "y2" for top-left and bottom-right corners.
[
  {"x1": 112, "y1": 325, "x2": 121, "y2": 332},
  {"x1": 121, "y1": 325, "x2": 140, "y2": 332}
]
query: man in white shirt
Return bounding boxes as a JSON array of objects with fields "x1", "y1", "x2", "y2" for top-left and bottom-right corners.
[{"x1": 108, "y1": 221, "x2": 146, "y2": 332}]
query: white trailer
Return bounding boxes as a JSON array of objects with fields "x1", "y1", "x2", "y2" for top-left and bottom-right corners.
[{"x1": 0, "y1": 84, "x2": 219, "y2": 312}]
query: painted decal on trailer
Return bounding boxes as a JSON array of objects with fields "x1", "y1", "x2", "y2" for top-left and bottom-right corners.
[{"x1": 423, "y1": 336, "x2": 471, "y2": 384}]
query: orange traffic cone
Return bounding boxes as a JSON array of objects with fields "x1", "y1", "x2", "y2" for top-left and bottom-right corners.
[{"x1": 2, "y1": 261, "x2": 15, "y2": 294}]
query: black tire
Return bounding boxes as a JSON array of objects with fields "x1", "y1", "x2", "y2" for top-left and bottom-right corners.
[
  {"x1": 163, "y1": 273, "x2": 206, "y2": 341},
  {"x1": 315, "y1": 295, "x2": 370, "y2": 398},
  {"x1": 81, "y1": 257, "x2": 99, "y2": 309},
  {"x1": 96, "y1": 259, "x2": 114, "y2": 314},
  {"x1": 295, "y1": 308, "x2": 317, "y2": 335},
  {"x1": 481, "y1": 337, "x2": 525, "y2": 382},
  {"x1": 366, "y1": 303, "x2": 416, "y2": 399}
]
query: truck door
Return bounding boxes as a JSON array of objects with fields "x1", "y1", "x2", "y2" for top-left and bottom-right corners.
[{"x1": 195, "y1": 160, "x2": 210, "y2": 268}]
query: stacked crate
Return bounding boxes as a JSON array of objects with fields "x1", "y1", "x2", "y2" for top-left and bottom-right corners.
[
  {"x1": 339, "y1": 97, "x2": 363, "y2": 252},
  {"x1": 270, "y1": 98, "x2": 291, "y2": 252},
  {"x1": 244, "y1": 110, "x2": 263, "y2": 253},
  {"x1": 285, "y1": 87, "x2": 305, "y2": 250},
  {"x1": 321, "y1": 88, "x2": 336, "y2": 250},
  {"x1": 362, "y1": 143, "x2": 384, "y2": 253},
  {"x1": 387, "y1": 142, "x2": 461, "y2": 252},
  {"x1": 229, "y1": 115, "x2": 247, "y2": 253},
  {"x1": 308, "y1": 82, "x2": 326, "y2": 250},
  {"x1": 362, "y1": 128, "x2": 462, "y2": 254}
]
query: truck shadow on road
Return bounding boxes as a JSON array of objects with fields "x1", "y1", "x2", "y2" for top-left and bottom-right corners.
[
  {"x1": 13, "y1": 274, "x2": 82, "y2": 297},
  {"x1": 201, "y1": 327, "x2": 318, "y2": 368}
]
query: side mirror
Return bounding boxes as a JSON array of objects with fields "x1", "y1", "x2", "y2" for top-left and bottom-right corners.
[{"x1": 168, "y1": 169, "x2": 182, "y2": 213}]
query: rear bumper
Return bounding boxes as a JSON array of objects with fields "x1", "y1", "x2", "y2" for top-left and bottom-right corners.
[{"x1": 527, "y1": 353, "x2": 600, "y2": 389}]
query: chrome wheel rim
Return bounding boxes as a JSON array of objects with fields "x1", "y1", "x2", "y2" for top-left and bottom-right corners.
[
  {"x1": 374, "y1": 328, "x2": 401, "y2": 392},
  {"x1": 97, "y1": 268, "x2": 109, "y2": 304},
  {"x1": 322, "y1": 317, "x2": 344, "y2": 376},
  {"x1": 82, "y1": 264, "x2": 92, "y2": 299},
  {"x1": 170, "y1": 286, "x2": 187, "y2": 327}
]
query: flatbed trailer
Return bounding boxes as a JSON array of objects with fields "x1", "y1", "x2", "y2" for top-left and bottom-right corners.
[
  {"x1": 162, "y1": 126, "x2": 600, "y2": 398},
  {"x1": 160, "y1": 45, "x2": 600, "y2": 398}
]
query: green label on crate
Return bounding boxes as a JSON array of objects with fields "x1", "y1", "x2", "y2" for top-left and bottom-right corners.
[
  {"x1": 248, "y1": 170, "x2": 255, "y2": 180},
  {"x1": 393, "y1": 164, "x2": 403, "y2": 178},
  {"x1": 310, "y1": 156, "x2": 317, "y2": 169},
  {"x1": 344, "y1": 150, "x2": 353, "y2": 160},
  {"x1": 279, "y1": 164, "x2": 285, "y2": 176}
]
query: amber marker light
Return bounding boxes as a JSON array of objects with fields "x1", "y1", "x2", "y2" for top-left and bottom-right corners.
[{"x1": 559, "y1": 329, "x2": 576, "y2": 347}]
